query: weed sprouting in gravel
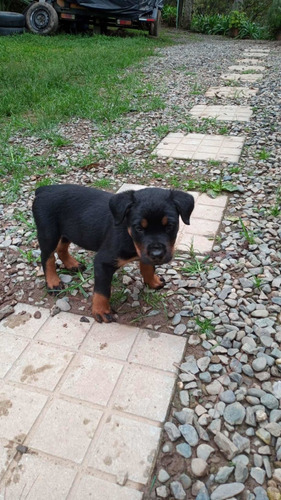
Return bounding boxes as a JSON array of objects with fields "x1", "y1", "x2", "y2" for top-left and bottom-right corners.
[
  {"x1": 257, "y1": 148, "x2": 271, "y2": 160},
  {"x1": 92, "y1": 179, "x2": 112, "y2": 189},
  {"x1": 239, "y1": 218, "x2": 256, "y2": 244},
  {"x1": 195, "y1": 317, "x2": 215, "y2": 338},
  {"x1": 116, "y1": 158, "x2": 134, "y2": 174}
]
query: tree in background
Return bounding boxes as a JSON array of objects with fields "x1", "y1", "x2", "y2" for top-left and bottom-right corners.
[{"x1": 178, "y1": 0, "x2": 194, "y2": 28}]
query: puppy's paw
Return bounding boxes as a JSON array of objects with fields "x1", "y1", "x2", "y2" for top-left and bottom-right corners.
[
  {"x1": 93, "y1": 312, "x2": 117, "y2": 323},
  {"x1": 92, "y1": 293, "x2": 116, "y2": 323},
  {"x1": 68, "y1": 263, "x2": 86, "y2": 273},
  {"x1": 47, "y1": 282, "x2": 64, "y2": 295},
  {"x1": 146, "y1": 274, "x2": 165, "y2": 290}
]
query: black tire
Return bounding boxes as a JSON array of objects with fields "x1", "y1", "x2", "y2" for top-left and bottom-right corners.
[
  {"x1": 149, "y1": 9, "x2": 161, "y2": 37},
  {"x1": 25, "y1": 2, "x2": 58, "y2": 35},
  {"x1": 0, "y1": 26, "x2": 24, "y2": 35},
  {"x1": 0, "y1": 11, "x2": 25, "y2": 27}
]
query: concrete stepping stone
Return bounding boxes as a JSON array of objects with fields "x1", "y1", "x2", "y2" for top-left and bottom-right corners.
[
  {"x1": 228, "y1": 65, "x2": 265, "y2": 72},
  {"x1": 0, "y1": 303, "x2": 187, "y2": 498},
  {"x1": 221, "y1": 73, "x2": 263, "y2": 83},
  {"x1": 245, "y1": 48, "x2": 270, "y2": 52},
  {"x1": 118, "y1": 183, "x2": 228, "y2": 254},
  {"x1": 189, "y1": 104, "x2": 253, "y2": 122},
  {"x1": 236, "y1": 58, "x2": 267, "y2": 64},
  {"x1": 243, "y1": 52, "x2": 268, "y2": 58},
  {"x1": 154, "y1": 132, "x2": 245, "y2": 163},
  {"x1": 205, "y1": 87, "x2": 258, "y2": 98}
]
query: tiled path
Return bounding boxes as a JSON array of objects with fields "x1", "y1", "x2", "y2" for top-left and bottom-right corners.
[
  {"x1": 0, "y1": 303, "x2": 186, "y2": 499},
  {"x1": 205, "y1": 86, "x2": 258, "y2": 98},
  {"x1": 154, "y1": 132, "x2": 245, "y2": 163},
  {"x1": 189, "y1": 104, "x2": 253, "y2": 121},
  {"x1": 0, "y1": 44, "x2": 271, "y2": 499}
]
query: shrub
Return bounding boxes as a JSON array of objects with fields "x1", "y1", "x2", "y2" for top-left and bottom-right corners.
[
  {"x1": 228, "y1": 10, "x2": 246, "y2": 29},
  {"x1": 191, "y1": 13, "x2": 229, "y2": 35},
  {"x1": 191, "y1": 11, "x2": 270, "y2": 39},
  {"x1": 237, "y1": 20, "x2": 270, "y2": 39},
  {"x1": 162, "y1": 4, "x2": 177, "y2": 26}
]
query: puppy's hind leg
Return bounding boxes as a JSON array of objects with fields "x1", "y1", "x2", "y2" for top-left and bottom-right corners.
[
  {"x1": 56, "y1": 237, "x2": 85, "y2": 272},
  {"x1": 39, "y1": 236, "x2": 63, "y2": 294}
]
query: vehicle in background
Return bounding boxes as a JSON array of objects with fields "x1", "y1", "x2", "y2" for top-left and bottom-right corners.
[{"x1": 24, "y1": 0, "x2": 162, "y2": 36}]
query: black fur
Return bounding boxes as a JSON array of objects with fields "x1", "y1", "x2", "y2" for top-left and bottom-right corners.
[{"x1": 33, "y1": 184, "x2": 194, "y2": 322}]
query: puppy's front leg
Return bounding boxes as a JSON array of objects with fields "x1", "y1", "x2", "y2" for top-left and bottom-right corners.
[
  {"x1": 139, "y1": 262, "x2": 165, "y2": 289},
  {"x1": 92, "y1": 253, "x2": 116, "y2": 323}
]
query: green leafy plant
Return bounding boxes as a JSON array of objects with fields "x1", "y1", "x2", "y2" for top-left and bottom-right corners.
[
  {"x1": 191, "y1": 14, "x2": 229, "y2": 36},
  {"x1": 190, "y1": 83, "x2": 203, "y2": 95},
  {"x1": 181, "y1": 251, "x2": 211, "y2": 276},
  {"x1": 218, "y1": 125, "x2": 229, "y2": 135},
  {"x1": 162, "y1": 5, "x2": 177, "y2": 26},
  {"x1": 239, "y1": 217, "x2": 256, "y2": 244},
  {"x1": 19, "y1": 249, "x2": 40, "y2": 264},
  {"x1": 257, "y1": 148, "x2": 270, "y2": 160},
  {"x1": 228, "y1": 10, "x2": 246, "y2": 29},
  {"x1": 184, "y1": 176, "x2": 239, "y2": 197},
  {"x1": 190, "y1": 11, "x2": 269, "y2": 39},
  {"x1": 56, "y1": 260, "x2": 95, "y2": 298},
  {"x1": 229, "y1": 166, "x2": 241, "y2": 174},
  {"x1": 253, "y1": 276, "x2": 264, "y2": 289},
  {"x1": 195, "y1": 317, "x2": 215, "y2": 338},
  {"x1": 237, "y1": 21, "x2": 269, "y2": 39}
]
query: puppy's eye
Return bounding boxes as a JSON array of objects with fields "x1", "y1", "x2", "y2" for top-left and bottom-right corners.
[{"x1": 136, "y1": 226, "x2": 144, "y2": 233}]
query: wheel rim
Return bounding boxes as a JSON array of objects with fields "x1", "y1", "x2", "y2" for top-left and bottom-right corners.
[{"x1": 30, "y1": 8, "x2": 50, "y2": 30}]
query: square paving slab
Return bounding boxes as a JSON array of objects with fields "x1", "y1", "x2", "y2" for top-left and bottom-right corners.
[
  {"x1": 242, "y1": 52, "x2": 268, "y2": 58},
  {"x1": 228, "y1": 65, "x2": 265, "y2": 72},
  {"x1": 205, "y1": 86, "x2": 258, "y2": 98},
  {"x1": 221, "y1": 73, "x2": 263, "y2": 83},
  {"x1": 118, "y1": 183, "x2": 228, "y2": 254},
  {"x1": 189, "y1": 104, "x2": 253, "y2": 121},
  {"x1": 0, "y1": 304, "x2": 187, "y2": 499},
  {"x1": 154, "y1": 132, "x2": 245, "y2": 164},
  {"x1": 245, "y1": 48, "x2": 270, "y2": 52},
  {"x1": 236, "y1": 58, "x2": 266, "y2": 64}
]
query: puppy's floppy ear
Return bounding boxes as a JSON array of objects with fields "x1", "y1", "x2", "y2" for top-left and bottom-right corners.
[
  {"x1": 170, "y1": 190, "x2": 194, "y2": 225},
  {"x1": 109, "y1": 190, "x2": 135, "y2": 225}
]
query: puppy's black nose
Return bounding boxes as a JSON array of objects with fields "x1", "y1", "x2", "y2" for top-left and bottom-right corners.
[{"x1": 148, "y1": 246, "x2": 165, "y2": 261}]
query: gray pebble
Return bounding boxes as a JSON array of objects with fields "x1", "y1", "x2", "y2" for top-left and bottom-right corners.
[
  {"x1": 176, "y1": 443, "x2": 192, "y2": 458},
  {"x1": 56, "y1": 298, "x2": 71, "y2": 312},
  {"x1": 224, "y1": 402, "x2": 246, "y2": 425},
  {"x1": 170, "y1": 481, "x2": 186, "y2": 500}
]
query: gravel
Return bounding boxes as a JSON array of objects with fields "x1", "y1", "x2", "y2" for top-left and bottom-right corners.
[{"x1": 1, "y1": 29, "x2": 281, "y2": 500}]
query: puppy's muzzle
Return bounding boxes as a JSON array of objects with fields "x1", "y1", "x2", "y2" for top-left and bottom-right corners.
[{"x1": 147, "y1": 243, "x2": 167, "y2": 264}]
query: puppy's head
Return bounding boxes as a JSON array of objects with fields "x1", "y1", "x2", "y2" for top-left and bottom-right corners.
[{"x1": 109, "y1": 188, "x2": 194, "y2": 265}]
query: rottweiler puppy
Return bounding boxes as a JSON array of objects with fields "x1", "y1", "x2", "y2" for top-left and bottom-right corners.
[{"x1": 32, "y1": 184, "x2": 194, "y2": 323}]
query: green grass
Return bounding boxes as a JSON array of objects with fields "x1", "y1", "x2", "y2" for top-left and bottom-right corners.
[
  {"x1": 0, "y1": 32, "x2": 171, "y2": 200},
  {"x1": 0, "y1": 33, "x2": 168, "y2": 131},
  {"x1": 92, "y1": 178, "x2": 112, "y2": 189},
  {"x1": 116, "y1": 158, "x2": 134, "y2": 174}
]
